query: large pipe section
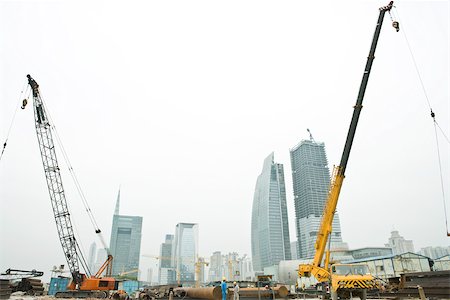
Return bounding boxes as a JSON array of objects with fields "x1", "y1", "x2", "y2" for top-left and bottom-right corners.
[
  {"x1": 238, "y1": 286, "x2": 289, "y2": 298},
  {"x1": 182, "y1": 287, "x2": 222, "y2": 300}
]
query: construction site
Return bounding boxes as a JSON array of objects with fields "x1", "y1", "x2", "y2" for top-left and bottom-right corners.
[{"x1": 0, "y1": 1, "x2": 449, "y2": 300}]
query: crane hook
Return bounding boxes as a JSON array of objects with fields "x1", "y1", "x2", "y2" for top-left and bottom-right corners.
[
  {"x1": 21, "y1": 98, "x2": 28, "y2": 109},
  {"x1": 392, "y1": 21, "x2": 400, "y2": 32}
]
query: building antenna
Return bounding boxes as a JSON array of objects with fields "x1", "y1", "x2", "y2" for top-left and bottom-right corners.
[{"x1": 307, "y1": 128, "x2": 315, "y2": 142}]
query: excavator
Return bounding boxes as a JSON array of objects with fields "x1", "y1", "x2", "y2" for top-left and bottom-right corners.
[
  {"x1": 298, "y1": 2, "x2": 399, "y2": 300},
  {"x1": 27, "y1": 75, "x2": 118, "y2": 298}
]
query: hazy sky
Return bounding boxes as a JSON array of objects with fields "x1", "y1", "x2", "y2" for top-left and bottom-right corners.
[{"x1": 1, "y1": 0, "x2": 448, "y2": 282}]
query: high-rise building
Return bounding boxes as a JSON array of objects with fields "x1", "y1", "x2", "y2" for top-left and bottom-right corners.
[
  {"x1": 159, "y1": 234, "x2": 175, "y2": 285},
  {"x1": 251, "y1": 152, "x2": 291, "y2": 272},
  {"x1": 109, "y1": 189, "x2": 143, "y2": 276},
  {"x1": 172, "y1": 223, "x2": 199, "y2": 285},
  {"x1": 385, "y1": 230, "x2": 414, "y2": 254},
  {"x1": 290, "y1": 138, "x2": 345, "y2": 259},
  {"x1": 208, "y1": 251, "x2": 223, "y2": 282},
  {"x1": 238, "y1": 255, "x2": 254, "y2": 281},
  {"x1": 87, "y1": 242, "x2": 97, "y2": 273}
]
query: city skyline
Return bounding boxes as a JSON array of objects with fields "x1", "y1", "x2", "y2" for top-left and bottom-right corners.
[{"x1": 1, "y1": 1, "x2": 448, "y2": 278}]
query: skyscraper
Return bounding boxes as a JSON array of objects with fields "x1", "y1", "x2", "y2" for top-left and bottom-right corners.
[
  {"x1": 159, "y1": 234, "x2": 175, "y2": 285},
  {"x1": 109, "y1": 189, "x2": 143, "y2": 276},
  {"x1": 251, "y1": 153, "x2": 291, "y2": 272},
  {"x1": 290, "y1": 138, "x2": 344, "y2": 259},
  {"x1": 208, "y1": 251, "x2": 223, "y2": 282},
  {"x1": 172, "y1": 223, "x2": 198, "y2": 285}
]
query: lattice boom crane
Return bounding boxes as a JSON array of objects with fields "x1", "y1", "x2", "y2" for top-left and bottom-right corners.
[{"x1": 27, "y1": 75, "x2": 116, "y2": 298}]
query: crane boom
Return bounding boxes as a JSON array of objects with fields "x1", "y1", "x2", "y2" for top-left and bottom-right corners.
[
  {"x1": 338, "y1": 1, "x2": 394, "y2": 175},
  {"x1": 298, "y1": 1, "x2": 397, "y2": 288},
  {"x1": 27, "y1": 75, "x2": 88, "y2": 285}
]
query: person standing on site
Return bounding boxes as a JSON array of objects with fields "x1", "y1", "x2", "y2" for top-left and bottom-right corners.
[
  {"x1": 233, "y1": 282, "x2": 239, "y2": 300},
  {"x1": 221, "y1": 278, "x2": 228, "y2": 300}
]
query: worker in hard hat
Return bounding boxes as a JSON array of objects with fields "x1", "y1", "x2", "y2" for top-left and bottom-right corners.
[
  {"x1": 233, "y1": 282, "x2": 239, "y2": 300},
  {"x1": 221, "y1": 277, "x2": 228, "y2": 300}
]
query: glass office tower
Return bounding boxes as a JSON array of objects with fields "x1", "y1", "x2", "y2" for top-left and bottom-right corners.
[
  {"x1": 109, "y1": 189, "x2": 143, "y2": 276},
  {"x1": 251, "y1": 152, "x2": 291, "y2": 272},
  {"x1": 171, "y1": 223, "x2": 198, "y2": 285}
]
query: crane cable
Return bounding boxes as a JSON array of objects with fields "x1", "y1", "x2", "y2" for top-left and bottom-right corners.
[
  {"x1": 0, "y1": 80, "x2": 29, "y2": 162},
  {"x1": 392, "y1": 6, "x2": 450, "y2": 236}
]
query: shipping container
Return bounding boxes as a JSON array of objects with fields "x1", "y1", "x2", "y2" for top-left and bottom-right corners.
[
  {"x1": 122, "y1": 280, "x2": 139, "y2": 295},
  {"x1": 48, "y1": 277, "x2": 70, "y2": 296}
]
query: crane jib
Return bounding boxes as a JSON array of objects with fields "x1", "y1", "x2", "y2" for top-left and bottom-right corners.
[{"x1": 338, "y1": 4, "x2": 392, "y2": 176}]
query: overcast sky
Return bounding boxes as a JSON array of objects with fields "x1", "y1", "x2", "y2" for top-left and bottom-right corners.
[{"x1": 0, "y1": 0, "x2": 448, "y2": 282}]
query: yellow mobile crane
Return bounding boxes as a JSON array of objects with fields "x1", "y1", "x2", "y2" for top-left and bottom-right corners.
[{"x1": 298, "y1": 2, "x2": 399, "y2": 300}]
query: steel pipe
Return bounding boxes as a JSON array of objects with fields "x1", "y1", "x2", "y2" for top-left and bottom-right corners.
[
  {"x1": 181, "y1": 287, "x2": 222, "y2": 300},
  {"x1": 238, "y1": 286, "x2": 289, "y2": 298}
]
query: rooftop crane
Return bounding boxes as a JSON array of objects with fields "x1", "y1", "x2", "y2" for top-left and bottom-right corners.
[
  {"x1": 298, "y1": 2, "x2": 399, "y2": 299},
  {"x1": 27, "y1": 75, "x2": 117, "y2": 298}
]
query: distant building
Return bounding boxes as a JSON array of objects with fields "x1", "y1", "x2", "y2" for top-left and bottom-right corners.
[
  {"x1": 418, "y1": 246, "x2": 450, "y2": 259},
  {"x1": 208, "y1": 252, "x2": 253, "y2": 282},
  {"x1": 172, "y1": 223, "x2": 198, "y2": 285},
  {"x1": 159, "y1": 234, "x2": 175, "y2": 284},
  {"x1": 88, "y1": 242, "x2": 97, "y2": 273},
  {"x1": 251, "y1": 152, "x2": 292, "y2": 271},
  {"x1": 290, "y1": 138, "x2": 345, "y2": 259},
  {"x1": 385, "y1": 230, "x2": 414, "y2": 255},
  {"x1": 208, "y1": 251, "x2": 224, "y2": 282},
  {"x1": 109, "y1": 189, "x2": 143, "y2": 276},
  {"x1": 239, "y1": 255, "x2": 254, "y2": 281}
]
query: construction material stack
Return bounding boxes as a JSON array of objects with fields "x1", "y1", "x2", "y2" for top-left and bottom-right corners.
[
  {"x1": 397, "y1": 270, "x2": 450, "y2": 298},
  {"x1": 10, "y1": 278, "x2": 44, "y2": 296},
  {"x1": 0, "y1": 280, "x2": 11, "y2": 300}
]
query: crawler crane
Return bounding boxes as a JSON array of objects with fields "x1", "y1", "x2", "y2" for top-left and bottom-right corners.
[
  {"x1": 27, "y1": 75, "x2": 117, "y2": 298},
  {"x1": 298, "y1": 2, "x2": 399, "y2": 299}
]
